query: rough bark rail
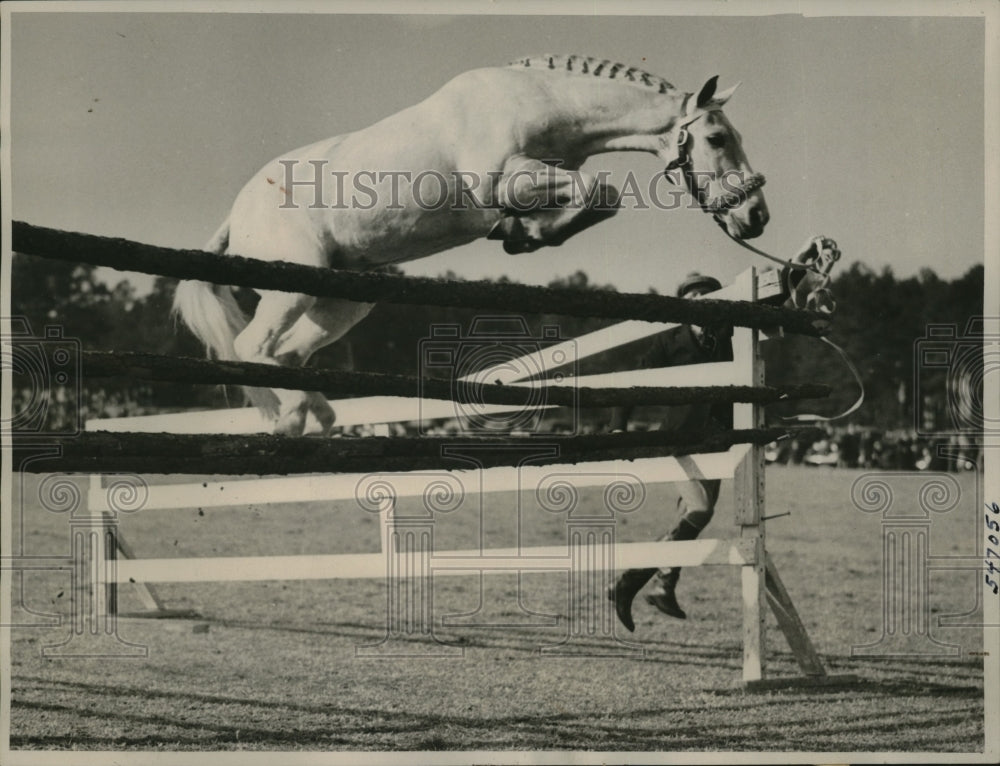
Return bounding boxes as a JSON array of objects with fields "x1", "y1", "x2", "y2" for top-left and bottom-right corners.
[
  {"x1": 16, "y1": 427, "x2": 816, "y2": 475},
  {"x1": 80, "y1": 350, "x2": 831, "y2": 408},
  {"x1": 13, "y1": 221, "x2": 828, "y2": 336}
]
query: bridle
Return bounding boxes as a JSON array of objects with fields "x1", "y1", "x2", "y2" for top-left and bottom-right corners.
[
  {"x1": 663, "y1": 106, "x2": 767, "y2": 216},
  {"x1": 663, "y1": 107, "x2": 825, "y2": 281},
  {"x1": 663, "y1": 105, "x2": 862, "y2": 423}
]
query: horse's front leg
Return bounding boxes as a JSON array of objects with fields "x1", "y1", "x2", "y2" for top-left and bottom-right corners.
[
  {"x1": 270, "y1": 298, "x2": 375, "y2": 435},
  {"x1": 488, "y1": 158, "x2": 621, "y2": 254},
  {"x1": 232, "y1": 290, "x2": 330, "y2": 437}
]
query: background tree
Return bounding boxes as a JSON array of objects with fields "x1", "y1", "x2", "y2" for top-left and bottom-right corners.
[{"x1": 11, "y1": 252, "x2": 984, "y2": 432}]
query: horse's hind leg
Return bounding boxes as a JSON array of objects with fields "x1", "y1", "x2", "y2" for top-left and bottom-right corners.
[{"x1": 232, "y1": 290, "x2": 320, "y2": 436}]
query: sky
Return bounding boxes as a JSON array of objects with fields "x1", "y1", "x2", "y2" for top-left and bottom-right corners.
[{"x1": 6, "y1": 5, "x2": 990, "y2": 298}]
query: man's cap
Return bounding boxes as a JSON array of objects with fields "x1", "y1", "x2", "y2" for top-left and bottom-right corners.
[{"x1": 676, "y1": 272, "x2": 722, "y2": 298}]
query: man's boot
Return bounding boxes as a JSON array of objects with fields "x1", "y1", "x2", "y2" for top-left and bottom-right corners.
[
  {"x1": 645, "y1": 569, "x2": 686, "y2": 620},
  {"x1": 644, "y1": 516, "x2": 702, "y2": 620},
  {"x1": 607, "y1": 568, "x2": 657, "y2": 632}
]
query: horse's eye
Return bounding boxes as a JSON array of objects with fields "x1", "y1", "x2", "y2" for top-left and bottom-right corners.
[{"x1": 706, "y1": 133, "x2": 727, "y2": 149}]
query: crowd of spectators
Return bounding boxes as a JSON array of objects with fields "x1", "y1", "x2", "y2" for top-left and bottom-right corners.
[
  {"x1": 11, "y1": 385, "x2": 159, "y2": 433},
  {"x1": 765, "y1": 424, "x2": 981, "y2": 472},
  {"x1": 12, "y1": 387, "x2": 983, "y2": 475},
  {"x1": 387, "y1": 418, "x2": 982, "y2": 474}
]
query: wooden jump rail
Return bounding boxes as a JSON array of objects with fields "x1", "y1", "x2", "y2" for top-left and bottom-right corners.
[
  {"x1": 78, "y1": 350, "x2": 830, "y2": 409},
  {"x1": 12, "y1": 221, "x2": 827, "y2": 336},
  {"x1": 10, "y1": 223, "x2": 854, "y2": 688},
  {"x1": 21, "y1": 427, "x2": 812, "y2": 475}
]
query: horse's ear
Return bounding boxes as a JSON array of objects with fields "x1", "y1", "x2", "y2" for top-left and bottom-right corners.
[
  {"x1": 695, "y1": 76, "x2": 719, "y2": 109},
  {"x1": 710, "y1": 81, "x2": 742, "y2": 107}
]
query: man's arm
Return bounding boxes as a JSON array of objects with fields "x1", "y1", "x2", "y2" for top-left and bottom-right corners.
[{"x1": 608, "y1": 330, "x2": 679, "y2": 432}]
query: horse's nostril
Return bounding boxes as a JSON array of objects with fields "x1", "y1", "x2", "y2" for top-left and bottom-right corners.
[{"x1": 750, "y1": 204, "x2": 769, "y2": 230}]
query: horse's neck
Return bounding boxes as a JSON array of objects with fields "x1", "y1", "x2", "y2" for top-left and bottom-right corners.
[{"x1": 515, "y1": 72, "x2": 689, "y2": 159}]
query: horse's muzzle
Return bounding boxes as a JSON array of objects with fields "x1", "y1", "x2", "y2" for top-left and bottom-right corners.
[
  {"x1": 705, "y1": 173, "x2": 768, "y2": 239},
  {"x1": 719, "y1": 202, "x2": 768, "y2": 240}
]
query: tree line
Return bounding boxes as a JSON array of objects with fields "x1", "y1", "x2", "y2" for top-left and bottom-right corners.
[{"x1": 11, "y1": 253, "x2": 984, "y2": 432}]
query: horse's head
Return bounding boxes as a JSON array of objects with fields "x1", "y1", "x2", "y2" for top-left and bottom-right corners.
[{"x1": 661, "y1": 77, "x2": 769, "y2": 240}]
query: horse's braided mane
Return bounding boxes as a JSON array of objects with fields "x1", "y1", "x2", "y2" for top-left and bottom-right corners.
[{"x1": 507, "y1": 54, "x2": 677, "y2": 94}]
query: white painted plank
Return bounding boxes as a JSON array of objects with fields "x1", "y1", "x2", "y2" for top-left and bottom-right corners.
[
  {"x1": 114, "y1": 538, "x2": 755, "y2": 583},
  {"x1": 467, "y1": 268, "x2": 757, "y2": 385},
  {"x1": 469, "y1": 320, "x2": 679, "y2": 385},
  {"x1": 514, "y1": 362, "x2": 739, "y2": 390},
  {"x1": 85, "y1": 396, "x2": 533, "y2": 435},
  {"x1": 88, "y1": 448, "x2": 749, "y2": 511}
]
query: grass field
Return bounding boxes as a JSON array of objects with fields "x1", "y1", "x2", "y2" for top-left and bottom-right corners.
[{"x1": 7, "y1": 465, "x2": 988, "y2": 754}]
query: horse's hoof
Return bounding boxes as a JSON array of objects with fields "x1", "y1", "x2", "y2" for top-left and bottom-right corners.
[
  {"x1": 503, "y1": 238, "x2": 540, "y2": 255},
  {"x1": 274, "y1": 413, "x2": 307, "y2": 438},
  {"x1": 318, "y1": 417, "x2": 337, "y2": 438}
]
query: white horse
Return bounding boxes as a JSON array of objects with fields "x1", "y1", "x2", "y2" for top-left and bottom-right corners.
[{"x1": 174, "y1": 54, "x2": 769, "y2": 436}]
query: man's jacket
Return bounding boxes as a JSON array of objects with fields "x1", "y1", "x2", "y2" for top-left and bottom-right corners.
[{"x1": 610, "y1": 324, "x2": 734, "y2": 433}]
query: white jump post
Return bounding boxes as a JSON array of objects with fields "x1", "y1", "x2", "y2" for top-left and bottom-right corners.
[{"x1": 732, "y1": 267, "x2": 767, "y2": 683}]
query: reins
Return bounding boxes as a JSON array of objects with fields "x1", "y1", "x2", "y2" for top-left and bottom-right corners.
[
  {"x1": 662, "y1": 118, "x2": 865, "y2": 422},
  {"x1": 721, "y1": 228, "x2": 823, "y2": 276},
  {"x1": 723, "y1": 234, "x2": 863, "y2": 423},
  {"x1": 734, "y1": 232, "x2": 864, "y2": 422}
]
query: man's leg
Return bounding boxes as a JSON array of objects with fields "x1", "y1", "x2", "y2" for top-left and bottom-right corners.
[
  {"x1": 608, "y1": 478, "x2": 721, "y2": 631},
  {"x1": 645, "y1": 479, "x2": 722, "y2": 619}
]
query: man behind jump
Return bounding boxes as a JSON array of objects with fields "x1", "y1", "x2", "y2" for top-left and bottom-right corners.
[{"x1": 607, "y1": 271, "x2": 733, "y2": 632}]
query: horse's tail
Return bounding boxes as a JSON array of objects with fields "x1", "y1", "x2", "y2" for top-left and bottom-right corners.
[
  {"x1": 172, "y1": 218, "x2": 243, "y2": 361},
  {"x1": 172, "y1": 218, "x2": 279, "y2": 415}
]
